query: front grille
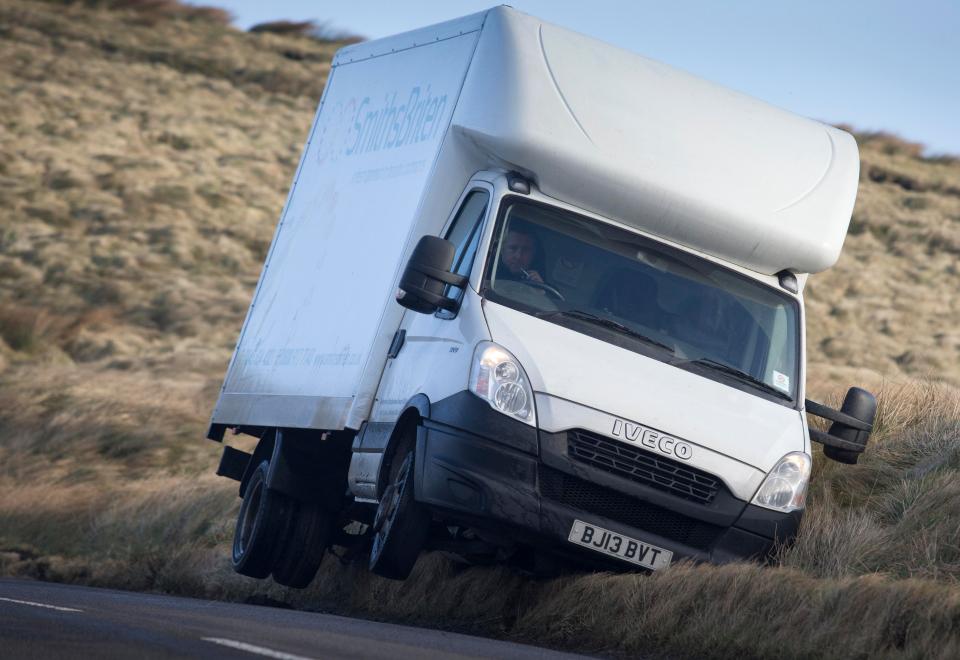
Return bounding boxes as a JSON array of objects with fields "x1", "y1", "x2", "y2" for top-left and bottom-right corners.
[
  {"x1": 540, "y1": 467, "x2": 723, "y2": 551},
  {"x1": 568, "y1": 430, "x2": 721, "y2": 505}
]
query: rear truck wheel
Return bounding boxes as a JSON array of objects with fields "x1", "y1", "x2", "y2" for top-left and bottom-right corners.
[
  {"x1": 271, "y1": 501, "x2": 335, "y2": 589},
  {"x1": 369, "y1": 444, "x2": 430, "y2": 580},
  {"x1": 232, "y1": 460, "x2": 291, "y2": 579}
]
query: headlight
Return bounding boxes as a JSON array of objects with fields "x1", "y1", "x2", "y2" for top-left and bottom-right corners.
[
  {"x1": 468, "y1": 342, "x2": 536, "y2": 426},
  {"x1": 751, "y1": 452, "x2": 811, "y2": 513}
]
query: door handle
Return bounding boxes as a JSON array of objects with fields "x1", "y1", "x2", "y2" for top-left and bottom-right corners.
[{"x1": 387, "y1": 329, "x2": 406, "y2": 358}]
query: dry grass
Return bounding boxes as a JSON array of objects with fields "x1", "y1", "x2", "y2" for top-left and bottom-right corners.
[
  {"x1": 2, "y1": 380, "x2": 959, "y2": 659},
  {"x1": 2, "y1": 0, "x2": 960, "y2": 658},
  {"x1": 804, "y1": 130, "x2": 960, "y2": 387},
  {"x1": 786, "y1": 381, "x2": 960, "y2": 582},
  {"x1": 40, "y1": 0, "x2": 233, "y2": 25}
]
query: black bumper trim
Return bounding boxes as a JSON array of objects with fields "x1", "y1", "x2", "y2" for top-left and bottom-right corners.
[
  {"x1": 429, "y1": 390, "x2": 538, "y2": 455},
  {"x1": 734, "y1": 502, "x2": 802, "y2": 545},
  {"x1": 418, "y1": 391, "x2": 801, "y2": 566},
  {"x1": 539, "y1": 466, "x2": 725, "y2": 551}
]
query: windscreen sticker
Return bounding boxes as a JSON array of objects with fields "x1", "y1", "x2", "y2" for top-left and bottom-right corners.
[{"x1": 772, "y1": 370, "x2": 791, "y2": 392}]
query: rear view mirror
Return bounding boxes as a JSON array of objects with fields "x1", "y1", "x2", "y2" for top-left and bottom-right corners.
[
  {"x1": 806, "y1": 387, "x2": 877, "y2": 464},
  {"x1": 396, "y1": 236, "x2": 468, "y2": 314}
]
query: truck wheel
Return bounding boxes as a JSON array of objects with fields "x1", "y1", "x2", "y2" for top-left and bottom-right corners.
[
  {"x1": 232, "y1": 460, "x2": 291, "y2": 579},
  {"x1": 271, "y1": 501, "x2": 334, "y2": 589},
  {"x1": 369, "y1": 445, "x2": 430, "y2": 580}
]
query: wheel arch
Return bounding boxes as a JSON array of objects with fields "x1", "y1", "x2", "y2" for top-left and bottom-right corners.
[
  {"x1": 241, "y1": 427, "x2": 353, "y2": 508},
  {"x1": 239, "y1": 429, "x2": 277, "y2": 498},
  {"x1": 376, "y1": 394, "x2": 430, "y2": 499}
]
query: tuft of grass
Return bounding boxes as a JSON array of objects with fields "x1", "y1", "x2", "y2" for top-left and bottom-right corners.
[{"x1": 0, "y1": 303, "x2": 68, "y2": 354}]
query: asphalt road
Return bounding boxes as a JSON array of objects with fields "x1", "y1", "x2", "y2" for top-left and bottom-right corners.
[{"x1": 0, "y1": 578, "x2": 591, "y2": 659}]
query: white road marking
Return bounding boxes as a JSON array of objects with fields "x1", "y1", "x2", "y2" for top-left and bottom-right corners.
[
  {"x1": 202, "y1": 637, "x2": 317, "y2": 660},
  {"x1": 0, "y1": 596, "x2": 83, "y2": 612}
]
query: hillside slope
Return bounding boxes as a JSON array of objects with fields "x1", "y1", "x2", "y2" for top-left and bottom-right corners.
[
  {"x1": 1, "y1": 2, "x2": 959, "y2": 659},
  {"x1": 2, "y1": 0, "x2": 958, "y2": 387},
  {"x1": 805, "y1": 132, "x2": 960, "y2": 387}
]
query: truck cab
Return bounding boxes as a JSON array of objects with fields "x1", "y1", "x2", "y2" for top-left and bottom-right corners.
[{"x1": 358, "y1": 170, "x2": 811, "y2": 575}]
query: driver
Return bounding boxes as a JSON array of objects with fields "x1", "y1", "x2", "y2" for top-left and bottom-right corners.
[{"x1": 498, "y1": 222, "x2": 547, "y2": 284}]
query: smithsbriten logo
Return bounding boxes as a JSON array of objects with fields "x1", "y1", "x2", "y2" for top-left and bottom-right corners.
[
  {"x1": 315, "y1": 85, "x2": 450, "y2": 164},
  {"x1": 347, "y1": 86, "x2": 448, "y2": 156},
  {"x1": 611, "y1": 419, "x2": 693, "y2": 460}
]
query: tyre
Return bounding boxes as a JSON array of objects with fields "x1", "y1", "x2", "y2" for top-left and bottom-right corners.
[
  {"x1": 232, "y1": 460, "x2": 291, "y2": 579},
  {"x1": 368, "y1": 441, "x2": 430, "y2": 580},
  {"x1": 271, "y1": 501, "x2": 334, "y2": 589}
]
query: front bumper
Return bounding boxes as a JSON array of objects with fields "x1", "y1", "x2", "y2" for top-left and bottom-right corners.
[{"x1": 416, "y1": 391, "x2": 801, "y2": 568}]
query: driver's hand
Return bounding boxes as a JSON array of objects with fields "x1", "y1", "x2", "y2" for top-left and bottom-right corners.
[{"x1": 524, "y1": 270, "x2": 544, "y2": 283}]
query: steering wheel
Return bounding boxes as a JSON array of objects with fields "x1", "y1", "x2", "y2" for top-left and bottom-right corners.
[{"x1": 522, "y1": 279, "x2": 566, "y2": 301}]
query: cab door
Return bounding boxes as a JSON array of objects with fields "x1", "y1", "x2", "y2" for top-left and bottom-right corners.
[{"x1": 370, "y1": 182, "x2": 494, "y2": 425}]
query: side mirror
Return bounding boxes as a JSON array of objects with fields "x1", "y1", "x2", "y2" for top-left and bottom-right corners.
[
  {"x1": 806, "y1": 387, "x2": 877, "y2": 464},
  {"x1": 396, "y1": 236, "x2": 468, "y2": 314}
]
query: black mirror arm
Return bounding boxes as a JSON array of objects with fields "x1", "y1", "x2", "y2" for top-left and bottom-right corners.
[
  {"x1": 805, "y1": 389, "x2": 877, "y2": 465},
  {"x1": 396, "y1": 286, "x2": 459, "y2": 312},
  {"x1": 804, "y1": 394, "x2": 877, "y2": 462},
  {"x1": 808, "y1": 428, "x2": 869, "y2": 452},
  {"x1": 804, "y1": 399, "x2": 873, "y2": 432},
  {"x1": 411, "y1": 265, "x2": 468, "y2": 288}
]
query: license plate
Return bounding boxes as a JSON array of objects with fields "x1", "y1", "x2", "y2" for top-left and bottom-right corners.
[{"x1": 568, "y1": 519, "x2": 673, "y2": 570}]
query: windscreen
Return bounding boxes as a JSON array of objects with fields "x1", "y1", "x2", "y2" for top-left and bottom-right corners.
[{"x1": 483, "y1": 199, "x2": 800, "y2": 403}]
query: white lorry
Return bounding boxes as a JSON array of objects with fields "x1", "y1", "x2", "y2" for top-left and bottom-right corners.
[{"x1": 207, "y1": 6, "x2": 876, "y2": 585}]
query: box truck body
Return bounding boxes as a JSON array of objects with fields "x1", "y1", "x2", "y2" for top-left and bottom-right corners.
[
  {"x1": 209, "y1": 7, "x2": 874, "y2": 582},
  {"x1": 212, "y1": 14, "x2": 485, "y2": 431}
]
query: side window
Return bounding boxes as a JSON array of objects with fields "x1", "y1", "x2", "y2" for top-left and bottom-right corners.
[{"x1": 436, "y1": 190, "x2": 489, "y2": 318}]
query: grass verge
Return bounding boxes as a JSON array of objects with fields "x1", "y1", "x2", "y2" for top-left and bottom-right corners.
[{"x1": 2, "y1": 376, "x2": 959, "y2": 659}]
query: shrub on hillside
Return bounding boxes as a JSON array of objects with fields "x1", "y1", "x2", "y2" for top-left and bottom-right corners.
[
  {"x1": 249, "y1": 19, "x2": 364, "y2": 44},
  {"x1": 42, "y1": 0, "x2": 232, "y2": 24},
  {"x1": 0, "y1": 304, "x2": 63, "y2": 354},
  {"x1": 249, "y1": 20, "x2": 317, "y2": 37}
]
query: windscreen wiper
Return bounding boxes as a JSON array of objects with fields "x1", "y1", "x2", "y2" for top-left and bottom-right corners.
[
  {"x1": 679, "y1": 357, "x2": 793, "y2": 401},
  {"x1": 536, "y1": 310, "x2": 675, "y2": 353}
]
